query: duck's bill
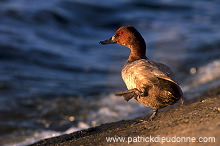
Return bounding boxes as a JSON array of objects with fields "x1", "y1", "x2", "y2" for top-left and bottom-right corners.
[{"x1": 99, "y1": 37, "x2": 117, "y2": 44}]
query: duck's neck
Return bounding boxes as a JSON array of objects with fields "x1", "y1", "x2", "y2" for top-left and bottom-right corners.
[{"x1": 127, "y1": 44, "x2": 147, "y2": 62}]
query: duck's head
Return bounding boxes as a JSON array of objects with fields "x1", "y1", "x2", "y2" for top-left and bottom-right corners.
[
  {"x1": 99, "y1": 26, "x2": 146, "y2": 49},
  {"x1": 99, "y1": 26, "x2": 147, "y2": 61}
]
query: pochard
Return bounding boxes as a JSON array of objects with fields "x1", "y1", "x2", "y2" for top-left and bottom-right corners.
[{"x1": 99, "y1": 26, "x2": 183, "y2": 120}]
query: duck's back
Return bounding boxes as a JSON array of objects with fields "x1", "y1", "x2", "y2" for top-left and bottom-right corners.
[{"x1": 122, "y1": 59, "x2": 182, "y2": 109}]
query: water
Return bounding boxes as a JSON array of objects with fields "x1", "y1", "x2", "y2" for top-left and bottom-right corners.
[{"x1": 0, "y1": 0, "x2": 220, "y2": 145}]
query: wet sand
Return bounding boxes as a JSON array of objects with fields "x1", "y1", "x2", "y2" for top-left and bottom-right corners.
[{"x1": 31, "y1": 87, "x2": 220, "y2": 146}]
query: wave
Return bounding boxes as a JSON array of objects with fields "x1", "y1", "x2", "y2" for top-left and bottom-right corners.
[{"x1": 183, "y1": 59, "x2": 220, "y2": 99}]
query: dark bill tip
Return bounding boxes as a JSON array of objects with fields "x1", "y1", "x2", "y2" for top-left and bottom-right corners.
[{"x1": 99, "y1": 37, "x2": 117, "y2": 45}]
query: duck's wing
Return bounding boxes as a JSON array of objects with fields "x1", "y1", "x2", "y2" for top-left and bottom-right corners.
[
  {"x1": 154, "y1": 62, "x2": 179, "y2": 84},
  {"x1": 140, "y1": 60, "x2": 179, "y2": 85},
  {"x1": 122, "y1": 59, "x2": 180, "y2": 94}
]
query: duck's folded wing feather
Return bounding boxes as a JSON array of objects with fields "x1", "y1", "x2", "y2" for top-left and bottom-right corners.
[
  {"x1": 133, "y1": 60, "x2": 179, "y2": 85},
  {"x1": 122, "y1": 59, "x2": 180, "y2": 93}
]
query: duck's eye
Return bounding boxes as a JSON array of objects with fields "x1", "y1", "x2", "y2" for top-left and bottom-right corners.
[{"x1": 119, "y1": 31, "x2": 123, "y2": 35}]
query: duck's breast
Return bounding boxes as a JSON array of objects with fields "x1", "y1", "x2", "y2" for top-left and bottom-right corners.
[
  {"x1": 121, "y1": 63, "x2": 137, "y2": 90},
  {"x1": 121, "y1": 59, "x2": 157, "y2": 92}
]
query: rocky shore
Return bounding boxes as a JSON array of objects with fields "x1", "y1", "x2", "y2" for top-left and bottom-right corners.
[{"x1": 31, "y1": 87, "x2": 220, "y2": 146}]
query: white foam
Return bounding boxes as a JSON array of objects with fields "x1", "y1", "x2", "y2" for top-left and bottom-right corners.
[
  {"x1": 192, "y1": 59, "x2": 220, "y2": 85},
  {"x1": 8, "y1": 131, "x2": 62, "y2": 146},
  {"x1": 87, "y1": 94, "x2": 150, "y2": 126},
  {"x1": 9, "y1": 121, "x2": 90, "y2": 146},
  {"x1": 183, "y1": 59, "x2": 220, "y2": 99}
]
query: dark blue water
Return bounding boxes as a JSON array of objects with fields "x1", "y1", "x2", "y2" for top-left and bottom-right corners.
[{"x1": 0, "y1": 0, "x2": 220, "y2": 145}]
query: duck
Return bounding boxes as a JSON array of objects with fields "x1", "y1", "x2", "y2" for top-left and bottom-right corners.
[{"x1": 99, "y1": 26, "x2": 183, "y2": 120}]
